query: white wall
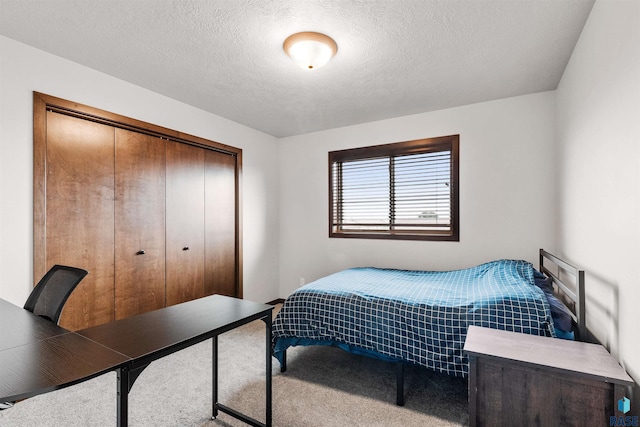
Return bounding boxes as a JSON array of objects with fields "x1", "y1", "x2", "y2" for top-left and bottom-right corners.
[
  {"x1": 278, "y1": 91, "x2": 557, "y2": 296},
  {"x1": 0, "y1": 36, "x2": 281, "y2": 305},
  {"x1": 556, "y1": 0, "x2": 640, "y2": 406}
]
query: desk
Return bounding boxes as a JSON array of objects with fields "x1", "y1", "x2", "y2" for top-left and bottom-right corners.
[
  {"x1": 1, "y1": 295, "x2": 273, "y2": 427},
  {"x1": 0, "y1": 299, "x2": 130, "y2": 403},
  {"x1": 78, "y1": 294, "x2": 273, "y2": 427}
]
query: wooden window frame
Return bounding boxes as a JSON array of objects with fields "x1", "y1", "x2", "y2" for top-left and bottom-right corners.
[{"x1": 329, "y1": 135, "x2": 459, "y2": 241}]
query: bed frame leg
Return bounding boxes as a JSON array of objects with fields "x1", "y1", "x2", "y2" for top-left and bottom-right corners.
[{"x1": 396, "y1": 362, "x2": 404, "y2": 406}]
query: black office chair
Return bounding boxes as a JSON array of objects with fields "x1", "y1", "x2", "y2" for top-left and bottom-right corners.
[{"x1": 23, "y1": 264, "x2": 88, "y2": 324}]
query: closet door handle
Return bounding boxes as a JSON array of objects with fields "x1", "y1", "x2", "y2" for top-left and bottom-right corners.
[
  {"x1": 136, "y1": 250, "x2": 146, "y2": 255},
  {"x1": 183, "y1": 246, "x2": 190, "y2": 251}
]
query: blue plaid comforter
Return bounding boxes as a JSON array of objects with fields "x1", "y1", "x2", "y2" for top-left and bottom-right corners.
[{"x1": 272, "y1": 259, "x2": 555, "y2": 377}]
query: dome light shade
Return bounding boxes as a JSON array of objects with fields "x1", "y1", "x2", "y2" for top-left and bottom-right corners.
[{"x1": 283, "y1": 32, "x2": 337, "y2": 71}]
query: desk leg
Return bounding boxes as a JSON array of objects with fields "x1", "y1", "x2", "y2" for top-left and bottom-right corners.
[
  {"x1": 212, "y1": 335, "x2": 219, "y2": 419},
  {"x1": 117, "y1": 366, "x2": 129, "y2": 427},
  {"x1": 264, "y1": 314, "x2": 272, "y2": 427},
  {"x1": 210, "y1": 312, "x2": 272, "y2": 427}
]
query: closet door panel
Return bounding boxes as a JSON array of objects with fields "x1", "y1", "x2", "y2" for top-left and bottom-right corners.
[
  {"x1": 115, "y1": 129, "x2": 166, "y2": 319},
  {"x1": 166, "y1": 140, "x2": 205, "y2": 305},
  {"x1": 204, "y1": 150, "x2": 237, "y2": 297},
  {"x1": 45, "y1": 111, "x2": 115, "y2": 330}
]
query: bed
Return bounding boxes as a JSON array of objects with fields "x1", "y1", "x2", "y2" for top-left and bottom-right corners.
[{"x1": 271, "y1": 249, "x2": 585, "y2": 405}]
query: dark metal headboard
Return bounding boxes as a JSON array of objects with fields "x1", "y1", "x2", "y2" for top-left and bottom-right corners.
[{"x1": 539, "y1": 249, "x2": 586, "y2": 341}]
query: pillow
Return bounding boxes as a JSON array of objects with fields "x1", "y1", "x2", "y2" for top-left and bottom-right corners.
[
  {"x1": 533, "y1": 269, "x2": 574, "y2": 333},
  {"x1": 555, "y1": 329, "x2": 575, "y2": 340}
]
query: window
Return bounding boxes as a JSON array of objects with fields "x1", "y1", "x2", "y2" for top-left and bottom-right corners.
[{"x1": 329, "y1": 135, "x2": 459, "y2": 241}]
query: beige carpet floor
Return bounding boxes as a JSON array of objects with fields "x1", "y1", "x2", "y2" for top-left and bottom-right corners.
[{"x1": 0, "y1": 312, "x2": 468, "y2": 426}]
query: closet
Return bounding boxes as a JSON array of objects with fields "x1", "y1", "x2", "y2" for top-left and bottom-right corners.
[{"x1": 33, "y1": 92, "x2": 242, "y2": 330}]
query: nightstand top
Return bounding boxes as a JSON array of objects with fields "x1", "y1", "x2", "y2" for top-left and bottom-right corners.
[{"x1": 463, "y1": 325, "x2": 633, "y2": 385}]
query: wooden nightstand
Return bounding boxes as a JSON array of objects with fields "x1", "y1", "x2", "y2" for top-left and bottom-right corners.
[{"x1": 463, "y1": 325, "x2": 634, "y2": 427}]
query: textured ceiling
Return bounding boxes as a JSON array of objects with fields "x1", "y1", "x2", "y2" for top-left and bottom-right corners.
[{"x1": 0, "y1": 0, "x2": 594, "y2": 137}]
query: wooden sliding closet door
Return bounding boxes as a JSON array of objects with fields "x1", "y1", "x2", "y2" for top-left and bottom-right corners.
[
  {"x1": 165, "y1": 140, "x2": 205, "y2": 306},
  {"x1": 114, "y1": 129, "x2": 166, "y2": 319},
  {"x1": 45, "y1": 111, "x2": 115, "y2": 330},
  {"x1": 205, "y1": 150, "x2": 237, "y2": 297},
  {"x1": 34, "y1": 93, "x2": 243, "y2": 327}
]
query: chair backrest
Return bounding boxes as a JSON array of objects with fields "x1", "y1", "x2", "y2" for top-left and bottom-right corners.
[{"x1": 23, "y1": 265, "x2": 88, "y2": 324}]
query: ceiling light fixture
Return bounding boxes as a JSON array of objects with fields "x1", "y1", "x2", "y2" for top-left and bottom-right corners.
[{"x1": 283, "y1": 32, "x2": 337, "y2": 71}]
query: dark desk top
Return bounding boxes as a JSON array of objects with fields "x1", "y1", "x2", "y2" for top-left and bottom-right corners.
[
  {"x1": 0, "y1": 298, "x2": 131, "y2": 402},
  {"x1": 77, "y1": 294, "x2": 273, "y2": 362},
  {"x1": 0, "y1": 298, "x2": 67, "y2": 351}
]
